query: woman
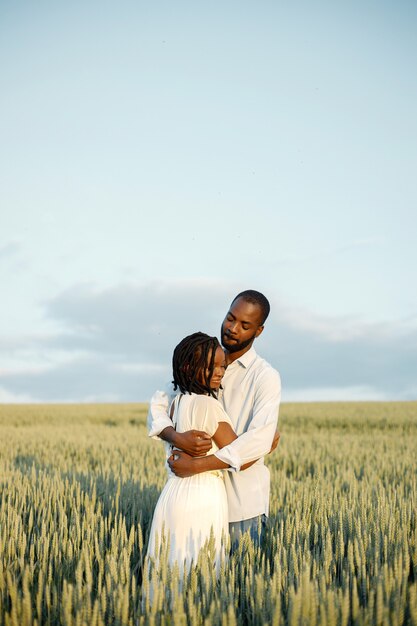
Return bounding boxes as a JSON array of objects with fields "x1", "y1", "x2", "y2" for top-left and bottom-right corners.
[{"x1": 145, "y1": 332, "x2": 242, "y2": 575}]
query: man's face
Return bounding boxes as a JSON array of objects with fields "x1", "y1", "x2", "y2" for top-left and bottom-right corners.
[{"x1": 221, "y1": 297, "x2": 264, "y2": 354}]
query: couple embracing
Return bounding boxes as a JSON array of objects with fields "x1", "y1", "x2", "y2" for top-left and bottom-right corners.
[{"x1": 146, "y1": 289, "x2": 281, "y2": 572}]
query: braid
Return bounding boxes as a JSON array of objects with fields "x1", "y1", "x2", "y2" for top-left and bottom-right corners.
[{"x1": 172, "y1": 332, "x2": 220, "y2": 397}]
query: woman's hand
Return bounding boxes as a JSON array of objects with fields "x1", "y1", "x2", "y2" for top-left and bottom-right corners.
[{"x1": 174, "y1": 430, "x2": 212, "y2": 456}]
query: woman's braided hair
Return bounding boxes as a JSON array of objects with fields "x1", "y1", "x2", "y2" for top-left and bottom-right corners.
[{"x1": 172, "y1": 332, "x2": 220, "y2": 398}]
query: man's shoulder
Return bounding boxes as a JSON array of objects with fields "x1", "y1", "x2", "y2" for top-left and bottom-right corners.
[{"x1": 252, "y1": 353, "x2": 281, "y2": 386}]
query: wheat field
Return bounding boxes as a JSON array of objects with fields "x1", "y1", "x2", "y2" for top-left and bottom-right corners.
[{"x1": 0, "y1": 401, "x2": 416, "y2": 625}]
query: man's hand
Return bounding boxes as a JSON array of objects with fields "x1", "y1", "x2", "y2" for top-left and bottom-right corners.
[
  {"x1": 269, "y1": 430, "x2": 281, "y2": 454},
  {"x1": 169, "y1": 450, "x2": 227, "y2": 477},
  {"x1": 174, "y1": 430, "x2": 212, "y2": 456},
  {"x1": 160, "y1": 427, "x2": 212, "y2": 456},
  {"x1": 168, "y1": 450, "x2": 200, "y2": 477}
]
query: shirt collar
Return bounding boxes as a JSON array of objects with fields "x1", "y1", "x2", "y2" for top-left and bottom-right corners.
[{"x1": 232, "y1": 346, "x2": 257, "y2": 369}]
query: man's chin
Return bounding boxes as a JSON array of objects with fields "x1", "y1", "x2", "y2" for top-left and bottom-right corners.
[
  {"x1": 222, "y1": 333, "x2": 256, "y2": 354},
  {"x1": 222, "y1": 339, "x2": 243, "y2": 353}
]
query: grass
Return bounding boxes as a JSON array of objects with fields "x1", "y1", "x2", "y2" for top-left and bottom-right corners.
[{"x1": 0, "y1": 401, "x2": 416, "y2": 625}]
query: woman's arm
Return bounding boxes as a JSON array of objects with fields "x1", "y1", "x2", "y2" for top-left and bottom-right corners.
[
  {"x1": 168, "y1": 415, "x2": 280, "y2": 479},
  {"x1": 148, "y1": 390, "x2": 212, "y2": 456},
  {"x1": 212, "y1": 422, "x2": 258, "y2": 471}
]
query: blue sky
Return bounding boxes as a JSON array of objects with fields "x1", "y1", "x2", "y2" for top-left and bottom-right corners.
[{"x1": 1, "y1": 0, "x2": 416, "y2": 402}]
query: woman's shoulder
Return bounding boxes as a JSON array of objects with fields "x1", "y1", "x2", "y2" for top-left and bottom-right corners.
[
  {"x1": 187, "y1": 392, "x2": 218, "y2": 402},
  {"x1": 187, "y1": 393, "x2": 222, "y2": 409},
  {"x1": 185, "y1": 393, "x2": 230, "y2": 432}
]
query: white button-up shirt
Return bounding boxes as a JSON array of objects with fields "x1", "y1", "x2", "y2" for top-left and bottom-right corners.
[{"x1": 148, "y1": 347, "x2": 281, "y2": 522}]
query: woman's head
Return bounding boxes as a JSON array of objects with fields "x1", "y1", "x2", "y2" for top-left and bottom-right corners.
[{"x1": 172, "y1": 332, "x2": 226, "y2": 397}]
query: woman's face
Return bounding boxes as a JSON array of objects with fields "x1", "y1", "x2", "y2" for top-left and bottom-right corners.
[{"x1": 206, "y1": 346, "x2": 227, "y2": 390}]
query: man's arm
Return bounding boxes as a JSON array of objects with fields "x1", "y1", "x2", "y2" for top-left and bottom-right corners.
[
  {"x1": 148, "y1": 388, "x2": 212, "y2": 456},
  {"x1": 168, "y1": 368, "x2": 281, "y2": 476},
  {"x1": 147, "y1": 389, "x2": 174, "y2": 439},
  {"x1": 168, "y1": 447, "x2": 266, "y2": 477},
  {"x1": 215, "y1": 368, "x2": 281, "y2": 470}
]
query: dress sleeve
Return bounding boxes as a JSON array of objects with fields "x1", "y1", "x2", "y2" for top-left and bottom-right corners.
[{"x1": 192, "y1": 396, "x2": 233, "y2": 437}]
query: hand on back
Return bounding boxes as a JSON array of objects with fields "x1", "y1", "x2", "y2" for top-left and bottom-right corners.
[{"x1": 175, "y1": 430, "x2": 212, "y2": 456}]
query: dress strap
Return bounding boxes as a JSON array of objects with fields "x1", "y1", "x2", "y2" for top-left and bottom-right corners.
[{"x1": 169, "y1": 393, "x2": 183, "y2": 429}]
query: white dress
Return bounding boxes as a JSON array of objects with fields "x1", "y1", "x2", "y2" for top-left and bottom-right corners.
[{"x1": 146, "y1": 392, "x2": 232, "y2": 574}]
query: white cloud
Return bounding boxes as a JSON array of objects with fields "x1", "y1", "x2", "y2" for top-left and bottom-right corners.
[
  {"x1": 114, "y1": 363, "x2": 167, "y2": 374},
  {"x1": 0, "y1": 386, "x2": 39, "y2": 403},
  {"x1": 0, "y1": 279, "x2": 416, "y2": 402},
  {"x1": 283, "y1": 385, "x2": 390, "y2": 402},
  {"x1": 277, "y1": 303, "x2": 417, "y2": 343}
]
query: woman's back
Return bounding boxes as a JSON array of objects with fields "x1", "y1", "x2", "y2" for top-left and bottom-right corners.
[
  {"x1": 173, "y1": 393, "x2": 228, "y2": 455},
  {"x1": 146, "y1": 392, "x2": 230, "y2": 576}
]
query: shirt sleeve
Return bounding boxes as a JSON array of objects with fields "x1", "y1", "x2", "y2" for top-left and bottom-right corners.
[
  {"x1": 214, "y1": 368, "x2": 281, "y2": 471},
  {"x1": 191, "y1": 396, "x2": 233, "y2": 438},
  {"x1": 147, "y1": 383, "x2": 176, "y2": 439}
]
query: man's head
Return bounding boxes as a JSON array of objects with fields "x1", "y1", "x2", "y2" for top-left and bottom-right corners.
[{"x1": 221, "y1": 290, "x2": 270, "y2": 357}]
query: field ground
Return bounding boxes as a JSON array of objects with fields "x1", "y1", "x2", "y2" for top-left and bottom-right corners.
[{"x1": 0, "y1": 402, "x2": 416, "y2": 625}]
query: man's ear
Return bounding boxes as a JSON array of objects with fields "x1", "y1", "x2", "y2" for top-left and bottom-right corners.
[{"x1": 255, "y1": 325, "x2": 264, "y2": 338}]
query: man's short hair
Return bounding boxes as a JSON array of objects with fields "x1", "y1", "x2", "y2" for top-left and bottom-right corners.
[{"x1": 232, "y1": 290, "x2": 270, "y2": 325}]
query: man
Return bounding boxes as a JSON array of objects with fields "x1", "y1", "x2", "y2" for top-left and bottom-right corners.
[{"x1": 148, "y1": 289, "x2": 281, "y2": 546}]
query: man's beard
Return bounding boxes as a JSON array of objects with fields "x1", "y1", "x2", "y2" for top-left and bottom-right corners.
[{"x1": 221, "y1": 325, "x2": 257, "y2": 353}]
